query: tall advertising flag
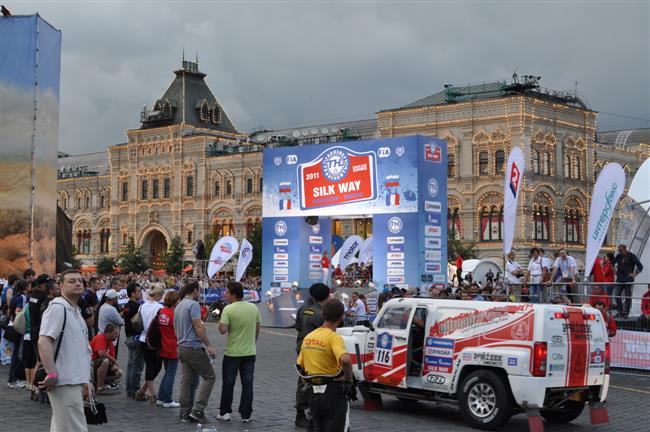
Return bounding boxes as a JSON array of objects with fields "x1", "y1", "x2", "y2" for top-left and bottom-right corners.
[
  {"x1": 235, "y1": 238, "x2": 253, "y2": 282},
  {"x1": 358, "y1": 236, "x2": 374, "y2": 265},
  {"x1": 207, "y1": 236, "x2": 239, "y2": 278},
  {"x1": 337, "y1": 235, "x2": 363, "y2": 270},
  {"x1": 503, "y1": 147, "x2": 525, "y2": 255},
  {"x1": 584, "y1": 163, "x2": 626, "y2": 278}
]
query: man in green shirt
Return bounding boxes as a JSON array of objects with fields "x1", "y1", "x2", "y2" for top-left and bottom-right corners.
[{"x1": 217, "y1": 282, "x2": 261, "y2": 423}]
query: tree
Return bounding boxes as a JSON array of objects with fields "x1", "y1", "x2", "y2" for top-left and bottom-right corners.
[
  {"x1": 96, "y1": 256, "x2": 116, "y2": 275},
  {"x1": 204, "y1": 231, "x2": 218, "y2": 256},
  {"x1": 247, "y1": 223, "x2": 262, "y2": 277},
  {"x1": 118, "y1": 237, "x2": 148, "y2": 274},
  {"x1": 165, "y1": 236, "x2": 185, "y2": 275},
  {"x1": 70, "y1": 247, "x2": 83, "y2": 270},
  {"x1": 447, "y1": 232, "x2": 477, "y2": 261}
]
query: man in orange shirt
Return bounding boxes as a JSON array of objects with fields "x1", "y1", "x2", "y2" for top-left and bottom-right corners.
[{"x1": 90, "y1": 323, "x2": 122, "y2": 393}]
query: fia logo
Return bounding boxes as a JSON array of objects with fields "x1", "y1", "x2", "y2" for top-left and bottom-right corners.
[
  {"x1": 273, "y1": 156, "x2": 282, "y2": 166},
  {"x1": 378, "y1": 147, "x2": 391, "y2": 158},
  {"x1": 387, "y1": 217, "x2": 403, "y2": 234},
  {"x1": 286, "y1": 154, "x2": 298, "y2": 165},
  {"x1": 427, "y1": 178, "x2": 439, "y2": 198},
  {"x1": 321, "y1": 149, "x2": 349, "y2": 182},
  {"x1": 395, "y1": 146, "x2": 405, "y2": 157},
  {"x1": 274, "y1": 220, "x2": 288, "y2": 236},
  {"x1": 509, "y1": 163, "x2": 520, "y2": 197}
]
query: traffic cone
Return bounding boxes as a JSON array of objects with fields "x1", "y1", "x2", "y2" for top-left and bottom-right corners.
[
  {"x1": 589, "y1": 403, "x2": 609, "y2": 425},
  {"x1": 527, "y1": 413, "x2": 544, "y2": 432}
]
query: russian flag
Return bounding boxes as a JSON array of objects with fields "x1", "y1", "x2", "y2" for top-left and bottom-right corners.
[
  {"x1": 279, "y1": 182, "x2": 291, "y2": 194},
  {"x1": 385, "y1": 175, "x2": 400, "y2": 188},
  {"x1": 386, "y1": 190, "x2": 400, "y2": 206},
  {"x1": 279, "y1": 198, "x2": 292, "y2": 210}
]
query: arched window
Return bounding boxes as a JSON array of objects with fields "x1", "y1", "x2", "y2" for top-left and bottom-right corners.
[
  {"x1": 85, "y1": 196, "x2": 90, "y2": 209},
  {"x1": 543, "y1": 152, "x2": 551, "y2": 175},
  {"x1": 533, "y1": 150, "x2": 540, "y2": 174},
  {"x1": 122, "y1": 233, "x2": 128, "y2": 246},
  {"x1": 226, "y1": 180, "x2": 233, "y2": 196},
  {"x1": 100, "y1": 194, "x2": 105, "y2": 208},
  {"x1": 77, "y1": 197, "x2": 82, "y2": 209},
  {"x1": 564, "y1": 156, "x2": 572, "y2": 178},
  {"x1": 246, "y1": 178, "x2": 253, "y2": 194},
  {"x1": 448, "y1": 154, "x2": 456, "y2": 178},
  {"x1": 480, "y1": 205, "x2": 503, "y2": 241},
  {"x1": 447, "y1": 207, "x2": 462, "y2": 239},
  {"x1": 533, "y1": 205, "x2": 550, "y2": 242},
  {"x1": 495, "y1": 150, "x2": 505, "y2": 174},
  {"x1": 214, "y1": 181, "x2": 221, "y2": 197},
  {"x1": 573, "y1": 158, "x2": 581, "y2": 180},
  {"x1": 187, "y1": 231, "x2": 193, "y2": 245},
  {"x1": 479, "y1": 152, "x2": 489, "y2": 175},
  {"x1": 259, "y1": 177, "x2": 263, "y2": 193},
  {"x1": 99, "y1": 229, "x2": 105, "y2": 253},
  {"x1": 564, "y1": 197, "x2": 583, "y2": 243}
]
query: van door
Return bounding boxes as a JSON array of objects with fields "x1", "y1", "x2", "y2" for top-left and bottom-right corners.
[{"x1": 364, "y1": 302, "x2": 413, "y2": 388}]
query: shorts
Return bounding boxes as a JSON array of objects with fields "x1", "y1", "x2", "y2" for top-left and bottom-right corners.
[
  {"x1": 22, "y1": 339, "x2": 37, "y2": 369},
  {"x1": 93, "y1": 358, "x2": 119, "y2": 376}
]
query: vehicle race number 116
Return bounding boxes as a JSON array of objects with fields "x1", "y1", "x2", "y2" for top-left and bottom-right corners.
[{"x1": 375, "y1": 333, "x2": 393, "y2": 367}]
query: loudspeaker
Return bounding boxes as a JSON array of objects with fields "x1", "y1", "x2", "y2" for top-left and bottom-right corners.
[{"x1": 304, "y1": 216, "x2": 319, "y2": 226}]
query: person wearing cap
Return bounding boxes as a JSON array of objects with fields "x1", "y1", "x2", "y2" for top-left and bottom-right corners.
[
  {"x1": 98, "y1": 289, "x2": 124, "y2": 334},
  {"x1": 294, "y1": 283, "x2": 330, "y2": 428}
]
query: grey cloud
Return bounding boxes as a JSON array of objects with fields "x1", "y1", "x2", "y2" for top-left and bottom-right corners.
[{"x1": 14, "y1": 1, "x2": 650, "y2": 154}]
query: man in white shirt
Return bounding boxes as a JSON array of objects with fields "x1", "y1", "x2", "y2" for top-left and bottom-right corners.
[
  {"x1": 38, "y1": 270, "x2": 91, "y2": 432},
  {"x1": 549, "y1": 249, "x2": 577, "y2": 301},
  {"x1": 348, "y1": 292, "x2": 367, "y2": 315},
  {"x1": 505, "y1": 251, "x2": 524, "y2": 286},
  {"x1": 526, "y1": 248, "x2": 545, "y2": 303}
]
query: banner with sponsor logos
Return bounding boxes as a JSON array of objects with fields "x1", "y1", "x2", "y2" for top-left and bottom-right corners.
[
  {"x1": 235, "y1": 238, "x2": 253, "y2": 282},
  {"x1": 207, "y1": 236, "x2": 239, "y2": 278},
  {"x1": 502, "y1": 147, "x2": 524, "y2": 256},
  {"x1": 610, "y1": 329, "x2": 650, "y2": 370},
  {"x1": 262, "y1": 136, "x2": 447, "y2": 292},
  {"x1": 584, "y1": 162, "x2": 626, "y2": 278}
]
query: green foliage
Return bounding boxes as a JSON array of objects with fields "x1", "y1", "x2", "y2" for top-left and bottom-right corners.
[
  {"x1": 204, "y1": 231, "x2": 218, "y2": 256},
  {"x1": 96, "y1": 256, "x2": 116, "y2": 275},
  {"x1": 165, "y1": 236, "x2": 185, "y2": 275},
  {"x1": 447, "y1": 231, "x2": 477, "y2": 260},
  {"x1": 70, "y1": 247, "x2": 83, "y2": 270},
  {"x1": 247, "y1": 223, "x2": 262, "y2": 277},
  {"x1": 118, "y1": 237, "x2": 148, "y2": 274}
]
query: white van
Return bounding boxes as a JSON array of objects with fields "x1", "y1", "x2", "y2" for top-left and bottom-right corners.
[{"x1": 339, "y1": 298, "x2": 610, "y2": 430}]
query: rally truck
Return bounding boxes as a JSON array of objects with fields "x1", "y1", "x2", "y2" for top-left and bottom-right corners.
[{"x1": 338, "y1": 297, "x2": 610, "y2": 430}]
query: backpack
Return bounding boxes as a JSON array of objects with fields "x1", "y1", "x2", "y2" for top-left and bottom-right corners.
[
  {"x1": 131, "y1": 308, "x2": 144, "y2": 333},
  {"x1": 13, "y1": 298, "x2": 29, "y2": 335},
  {"x1": 145, "y1": 309, "x2": 162, "y2": 351}
]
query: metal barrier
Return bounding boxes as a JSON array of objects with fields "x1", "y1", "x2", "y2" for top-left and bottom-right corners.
[{"x1": 344, "y1": 314, "x2": 376, "y2": 327}]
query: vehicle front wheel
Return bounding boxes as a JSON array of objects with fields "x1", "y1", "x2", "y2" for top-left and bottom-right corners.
[
  {"x1": 458, "y1": 370, "x2": 513, "y2": 430},
  {"x1": 540, "y1": 400, "x2": 586, "y2": 423}
]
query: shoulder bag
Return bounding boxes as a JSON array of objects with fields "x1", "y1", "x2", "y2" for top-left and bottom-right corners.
[{"x1": 34, "y1": 303, "x2": 67, "y2": 386}]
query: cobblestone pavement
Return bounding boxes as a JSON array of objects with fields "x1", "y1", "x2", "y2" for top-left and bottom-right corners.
[{"x1": 1, "y1": 325, "x2": 648, "y2": 431}]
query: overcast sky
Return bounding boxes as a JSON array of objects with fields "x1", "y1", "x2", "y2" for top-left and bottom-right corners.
[{"x1": 12, "y1": 1, "x2": 650, "y2": 154}]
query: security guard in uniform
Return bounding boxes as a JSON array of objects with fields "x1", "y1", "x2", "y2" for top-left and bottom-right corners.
[
  {"x1": 297, "y1": 299, "x2": 354, "y2": 432},
  {"x1": 295, "y1": 283, "x2": 330, "y2": 428}
]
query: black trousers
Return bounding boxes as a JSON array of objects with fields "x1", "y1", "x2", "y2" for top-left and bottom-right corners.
[{"x1": 309, "y1": 383, "x2": 349, "y2": 432}]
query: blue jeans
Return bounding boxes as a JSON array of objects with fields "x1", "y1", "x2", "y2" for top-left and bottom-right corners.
[
  {"x1": 8, "y1": 337, "x2": 24, "y2": 382},
  {"x1": 530, "y1": 284, "x2": 543, "y2": 303},
  {"x1": 125, "y1": 335, "x2": 144, "y2": 397},
  {"x1": 220, "y1": 355, "x2": 256, "y2": 418},
  {"x1": 157, "y1": 357, "x2": 179, "y2": 403}
]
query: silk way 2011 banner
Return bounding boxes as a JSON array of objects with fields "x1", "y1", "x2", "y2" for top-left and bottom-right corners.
[
  {"x1": 235, "y1": 238, "x2": 253, "y2": 282},
  {"x1": 502, "y1": 147, "x2": 525, "y2": 255},
  {"x1": 584, "y1": 162, "x2": 626, "y2": 278},
  {"x1": 207, "y1": 236, "x2": 239, "y2": 278},
  {"x1": 263, "y1": 140, "x2": 421, "y2": 217}
]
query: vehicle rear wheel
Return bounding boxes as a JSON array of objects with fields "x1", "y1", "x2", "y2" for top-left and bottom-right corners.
[
  {"x1": 540, "y1": 400, "x2": 586, "y2": 423},
  {"x1": 458, "y1": 370, "x2": 513, "y2": 430}
]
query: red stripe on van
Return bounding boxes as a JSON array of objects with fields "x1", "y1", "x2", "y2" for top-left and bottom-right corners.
[{"x1": 565, "y1": 307, "x2": 589, "y2": 387}]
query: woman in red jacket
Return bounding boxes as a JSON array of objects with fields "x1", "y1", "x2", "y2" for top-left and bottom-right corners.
[
  {"x1": 602, "y1": 253, "x2": 616, "y2": 296},
  {"x1": 156, "y1": 290, "x2": 180, "y2": 408}
]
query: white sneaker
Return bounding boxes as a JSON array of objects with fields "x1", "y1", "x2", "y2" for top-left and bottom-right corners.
[
  {"x1": 156, "y1": 400, "x2": 165, "y2": 406},
  {"x1": 242, "y1": 415, "x2": 252, "y2": 423},
  {"x1": 162, "y1": 401, "x2": 180, "y2": 408},
  {"x1": 216, "y1": 413, "x2": 231, "y2": 421}
]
